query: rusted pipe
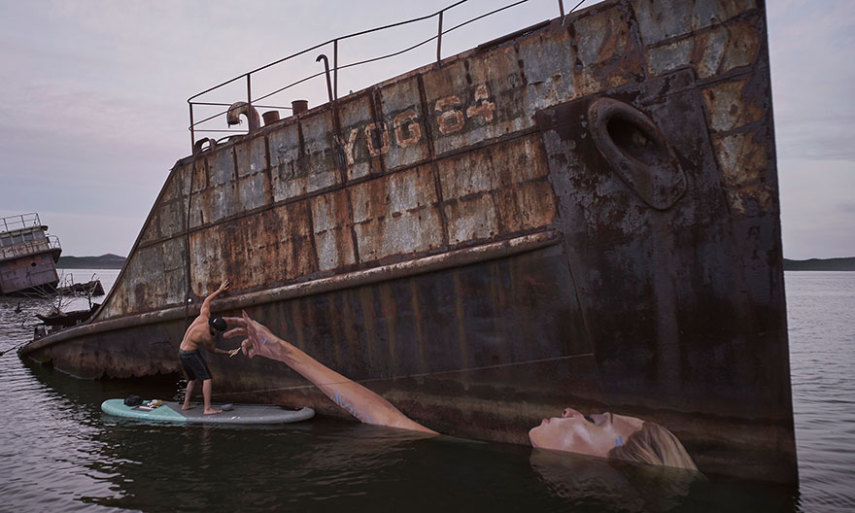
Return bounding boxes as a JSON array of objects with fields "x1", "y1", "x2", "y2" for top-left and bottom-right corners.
[
  {"x1": 192, "y1": 137, "x2": 217, "y2": 155},
  {"x1": 226, "y1": 101, "x2": 261, "y2": 132},
  {"x1": 292, "y1": 100, "x2": 309, "y2": 115},
  {"x1": 262, "y1": 111, "x2": 281, "y2": 125},
  {"x1": 316, "y1": 54, "x2": 334, "y2": 104}
]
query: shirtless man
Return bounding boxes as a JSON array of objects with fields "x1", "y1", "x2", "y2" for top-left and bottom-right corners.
[{"x1": 178, "y1": 279, "x2": 239, "y2": 414}]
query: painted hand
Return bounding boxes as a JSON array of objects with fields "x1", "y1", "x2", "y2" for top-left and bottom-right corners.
[{"x1": 222, "y1": 311, "x2": 286, "y2": 362}]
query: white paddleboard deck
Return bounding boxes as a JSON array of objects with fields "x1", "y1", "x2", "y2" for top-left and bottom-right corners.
[{"x1": 102, "y1": 399, "x2": 315, "y2": 425}]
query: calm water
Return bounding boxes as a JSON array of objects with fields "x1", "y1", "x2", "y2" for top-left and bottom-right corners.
[{"x1": 0, "y1": 270, "x2": 853, "y2": 512}]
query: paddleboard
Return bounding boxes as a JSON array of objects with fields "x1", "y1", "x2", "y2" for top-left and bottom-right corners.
[{"x1": 101, "y1": 399, "x2": 315, "y2": 425}]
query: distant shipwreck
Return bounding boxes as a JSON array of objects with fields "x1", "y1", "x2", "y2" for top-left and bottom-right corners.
[
  {"x1": 0, "y1": 213, "x2": 62, "y2": 295},
  {"x1": 20, "y1": 0, "x2": 796, "y2": 484}
]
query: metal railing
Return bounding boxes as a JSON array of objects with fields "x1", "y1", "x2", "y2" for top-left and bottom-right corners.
[
  {"x1": 1, "y1": 213, "x2": 43, "y2": 234},
  {"x1": 187, "y1": 0, "x2": 586, "y2": 152}
]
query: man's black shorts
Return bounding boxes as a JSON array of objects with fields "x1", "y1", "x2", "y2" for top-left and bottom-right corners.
[{"x1": 179, "y1": 349, "x2": 212, "y2": 381}]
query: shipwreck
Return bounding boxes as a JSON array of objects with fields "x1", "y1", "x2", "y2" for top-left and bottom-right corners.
[
  {"x1": 0, "y1": 213, "x2": 62, "y2": 295},
  {"x1": 20, "y1": 0, "x2": 796, "y2": 483}
]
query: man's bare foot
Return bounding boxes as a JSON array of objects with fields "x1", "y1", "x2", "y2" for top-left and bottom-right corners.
[
  {"x1": 203, "y1": 408, "x2": 222, "y2": 415},
  {"x1": 182, "y1": 405, "x2": 196, "y2": 411}
]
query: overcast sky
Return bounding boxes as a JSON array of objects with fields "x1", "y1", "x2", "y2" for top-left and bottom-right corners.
[{"x1": 1, "y1": 0, "x2": 852, "y2": 260}]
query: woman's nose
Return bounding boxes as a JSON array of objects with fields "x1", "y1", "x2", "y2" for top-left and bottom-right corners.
[{"x1": 562, "y1": 408, "x2": 579, "y2": 418}]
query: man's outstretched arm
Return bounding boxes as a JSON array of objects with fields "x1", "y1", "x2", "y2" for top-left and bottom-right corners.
[{"x1": 200, "y1": 279, "x2": 230, "y2": 318}]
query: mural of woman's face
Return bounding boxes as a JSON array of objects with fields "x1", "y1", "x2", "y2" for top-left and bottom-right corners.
[{"x1": 528, "y1": 408, "x2": 644, "y2": 458}]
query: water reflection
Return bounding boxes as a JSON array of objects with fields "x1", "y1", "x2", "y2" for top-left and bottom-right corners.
[
  {"x1": 531, "y1": 449, "x2": 700, "y2": 511},
  {"x1": 529, "y1": 449, "x2": 801, "y2": 513},
  {"x1": 83, "y1": 419, "x2": 441, "y2": 511}
]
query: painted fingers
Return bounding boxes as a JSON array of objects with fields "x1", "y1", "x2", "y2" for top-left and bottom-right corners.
[{"x1": 221, "y1": 311, "x2": 279, "y2": 360}]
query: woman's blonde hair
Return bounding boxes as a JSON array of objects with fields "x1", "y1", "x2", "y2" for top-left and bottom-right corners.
[{"x1": 608, "y1": 422, "x2": 697, "y2": 470}]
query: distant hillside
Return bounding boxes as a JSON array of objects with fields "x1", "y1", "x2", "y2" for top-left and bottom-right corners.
[
  {"x1": 783, "y1": 257, "x2": 855, "y2": 271},
  {"x1": 58, "y1": 253, "x2": 126, "y2": 269}
]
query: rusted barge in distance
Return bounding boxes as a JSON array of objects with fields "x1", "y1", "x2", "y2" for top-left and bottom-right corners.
[
  {"x1": 1, "y1": 213, "x2": 62, "y2": 295},
  {"x1": 20, "y1": 0, "x2": 796, "y2": 483}
]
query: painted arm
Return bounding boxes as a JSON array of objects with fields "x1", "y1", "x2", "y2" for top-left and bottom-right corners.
[
  {"x1": 224, "y1": 311, "x2": 435, "y2": 434},
  {"x1": 200, "y1": 279, "x2": 230, "y2": 318}
]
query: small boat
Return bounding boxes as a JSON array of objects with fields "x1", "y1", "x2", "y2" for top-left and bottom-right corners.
[
  {"x1": 35, "y1": 304, "x2": 101, "y2": 329},
  {"x1": 55, "y1": 280, "x2": 105, "y2": 297}
]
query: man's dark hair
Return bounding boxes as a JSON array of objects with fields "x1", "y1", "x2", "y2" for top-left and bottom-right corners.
[{"x1": 209, "y1": 316, "x2": 227, "y2": 332}]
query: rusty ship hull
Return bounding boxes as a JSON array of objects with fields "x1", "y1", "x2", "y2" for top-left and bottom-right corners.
[{"x1": 20, "y1": 0, "x2": 795, "y2": 483}]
